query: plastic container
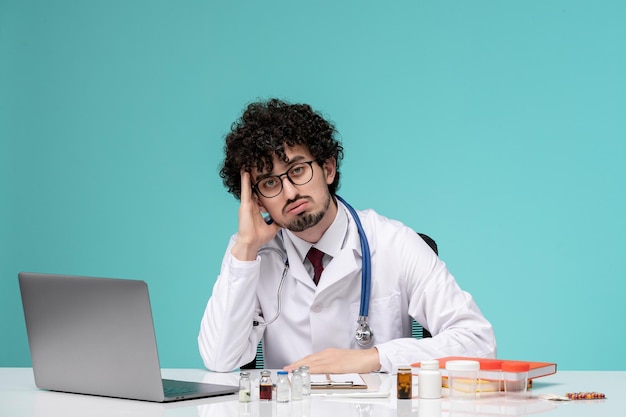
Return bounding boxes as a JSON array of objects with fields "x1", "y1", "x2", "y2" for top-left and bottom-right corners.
[
  {"x1": 419, "y1": 360, "x2": 442, "y2": 399},
  {"x1": 397, "y1": 366, "x2": 413, "y2": 399},
  {"x1": 502, "y1": 362, "x2": 530, "y2": 397},
  {"x1": 445, "y1": 360, "x2": 479, "y2": 400},
  {"x1": 478, "y1": 360, "x2": 503, "y2": 397}
]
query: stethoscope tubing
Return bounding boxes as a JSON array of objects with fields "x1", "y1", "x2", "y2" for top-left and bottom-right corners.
[{"x1": 335, "y1": 195, "x2": 371, "y2": 318}]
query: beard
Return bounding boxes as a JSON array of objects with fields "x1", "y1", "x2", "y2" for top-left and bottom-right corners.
[{"x1": 283, "y1": 193, "x2": 332, "y2": 232}]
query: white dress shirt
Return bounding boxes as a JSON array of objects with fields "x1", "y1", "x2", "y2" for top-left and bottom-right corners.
[{"x1": 198, "y1": 201, "x2": 496, "y2": 372}]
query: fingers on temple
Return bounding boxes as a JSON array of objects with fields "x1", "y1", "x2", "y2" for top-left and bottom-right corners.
[{"x1": 240, "y1": 170, "x2": 252, "y2": 200}]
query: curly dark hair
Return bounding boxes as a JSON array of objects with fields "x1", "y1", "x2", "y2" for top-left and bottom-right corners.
[{"x1": 220, "y1": 98, "x2": 344, "y2": 200}]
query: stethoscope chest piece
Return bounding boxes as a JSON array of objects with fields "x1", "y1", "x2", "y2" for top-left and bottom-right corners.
[{"x1": 355, "y1": 315, "x2": 374, "y2": 347}]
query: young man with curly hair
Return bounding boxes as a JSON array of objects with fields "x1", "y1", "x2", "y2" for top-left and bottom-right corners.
[{"x1": 199, "y1": 98, "x2": 496, "y2": 373}]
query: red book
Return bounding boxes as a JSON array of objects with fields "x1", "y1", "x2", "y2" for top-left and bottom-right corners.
[{"x1": 411, "y1": 356, "x2": 557, "y2": 380}]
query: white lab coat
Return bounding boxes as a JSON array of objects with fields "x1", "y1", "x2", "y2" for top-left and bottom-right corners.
[{"x1": 198, "y1": 203, "x2": 496, "y2": 372}]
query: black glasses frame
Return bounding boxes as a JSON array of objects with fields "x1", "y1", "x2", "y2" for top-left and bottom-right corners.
[{"x1": 252, "y1": 160, "x2": 315, "y2": 198}]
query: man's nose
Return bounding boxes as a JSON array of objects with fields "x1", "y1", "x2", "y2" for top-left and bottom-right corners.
[{"x1": 281, "y1": 175, "x2": 299, "y2": 199}]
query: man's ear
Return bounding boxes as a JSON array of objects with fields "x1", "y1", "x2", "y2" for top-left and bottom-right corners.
[{"x1": 322, "y1": 158, "x2": 337, "y2": 185}]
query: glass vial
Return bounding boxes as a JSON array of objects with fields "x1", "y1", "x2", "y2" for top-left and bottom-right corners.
[
  {"x1": 259, "y1": 370, "x2": 273, "y2": 401},
  {"x1": 276, "y1": 371, "x2": 291, "y2": 403},
  {"x1": 299, "y1": 365, "x2": 311, "y2": 396},
  {"x1": 397, "y1": 366, "x2": 413, "y2": 399},
  {"x1": 238, "y1": 371, "x2": 251, "y2": 402},
  {"x1": 419, "y1": 360, "x2": 442, "y2": 399},
  {"x1": 291, "y1": 369, "x2": 303, "y2": 400}
]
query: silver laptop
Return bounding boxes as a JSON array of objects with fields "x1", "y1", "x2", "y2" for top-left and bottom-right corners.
[{"x1": 18, "y1": 272, "x2": 238, "y2": 402}]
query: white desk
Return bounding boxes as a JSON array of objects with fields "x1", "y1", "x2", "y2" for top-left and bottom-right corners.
[{"x1": 0, "y1": 368, "x2": 623, "y2": 417}]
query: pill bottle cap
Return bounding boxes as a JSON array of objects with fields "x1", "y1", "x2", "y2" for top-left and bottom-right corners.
[
  {"x1": 501, "y1": 362, "x2": 530, "y2": 372},
  {"x1": 445, "y1": 360, "x2": 480, "y2": 371},
  {"x1": 240, "y1": 371, "x2": 250, "y2": 377},
  {"x1": 480, "y1": 360, "x2": 503, "y2": 370},
  {"x1": 277, "y1": 371, "x2": 288, "y2": 375},
  {"x1": 421, "y1": 360, "x2": 440, "y2": 371}
]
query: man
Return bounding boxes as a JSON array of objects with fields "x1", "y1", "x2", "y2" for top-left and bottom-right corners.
[{"x1": 199, "y1": 98, "x2": 496, "y2": 373}]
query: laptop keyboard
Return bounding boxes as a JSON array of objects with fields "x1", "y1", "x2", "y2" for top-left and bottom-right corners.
[
  {"x1": 163, "y1": 380, "x2": 198, "y2": 397},
  {"x1": 164, "y1": 386, "x2": 197, "y2": 396}
]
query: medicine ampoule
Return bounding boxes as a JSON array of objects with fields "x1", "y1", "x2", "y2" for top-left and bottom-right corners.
[
  {"x1": 238, "y1": 371, "x2": 251, "y2": 402},
  {"x1": 259, "y1": 370, "x2": 273, "y2": 401},
  {"x1": 275, "y1": 371, "x2": 291, "y2": 403},
  {"x1": 299, "y1": 365, "x2": 311, "y2": 396},
  {"x1": 397, "y1": 366, "x2": 413, "y2": 399},
  {"x1": 291, "y1": 369, "x2": 303, "y2": 400}
]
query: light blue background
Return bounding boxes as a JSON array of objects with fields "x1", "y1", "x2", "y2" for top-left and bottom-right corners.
[{"x1": 2, "y1": 1, "x2": 624, "y2": 370}]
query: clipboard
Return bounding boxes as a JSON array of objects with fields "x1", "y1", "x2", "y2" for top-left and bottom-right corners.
[{"x1": 310, "y1": 373, "x2": 368, "y2": 389}]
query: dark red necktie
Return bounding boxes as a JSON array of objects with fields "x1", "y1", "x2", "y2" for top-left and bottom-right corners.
[{"x1": 306, "y1": 247, "x2": 325, "y2": 285}]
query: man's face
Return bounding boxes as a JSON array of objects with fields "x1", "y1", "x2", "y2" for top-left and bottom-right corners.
[{"x1": 251, "y1": 144, "x2": 336, "y2": 233}]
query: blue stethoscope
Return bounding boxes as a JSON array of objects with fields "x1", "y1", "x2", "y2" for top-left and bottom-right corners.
[{"x1": 258, "y1": 195, "x2": 374, "y2": 347}]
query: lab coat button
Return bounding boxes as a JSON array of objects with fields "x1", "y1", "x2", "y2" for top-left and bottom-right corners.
[{"x1": 311, "y1": 303, "x2": 323, "y2": 313}]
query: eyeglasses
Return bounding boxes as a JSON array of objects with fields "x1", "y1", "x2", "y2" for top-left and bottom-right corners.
[{"x1": 252, "y1": 161, "x2": 315, "y2": 198}]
